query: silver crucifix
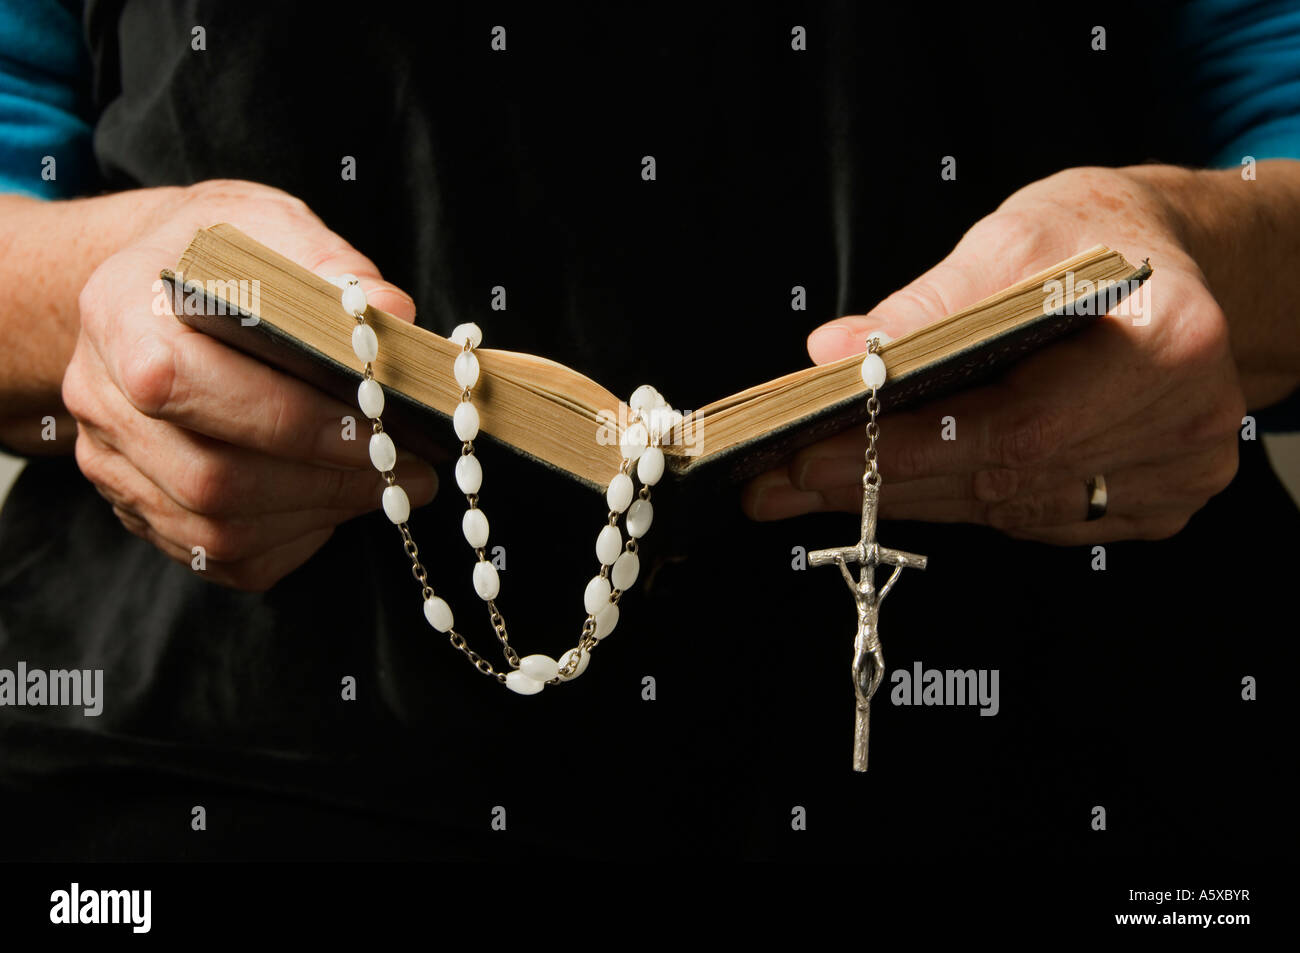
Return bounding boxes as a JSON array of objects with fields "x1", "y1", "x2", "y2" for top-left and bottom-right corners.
[{"x1": 808, "y1": 380, "x2": 926, "y2": 771}]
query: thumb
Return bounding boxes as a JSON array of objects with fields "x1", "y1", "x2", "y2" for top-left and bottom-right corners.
[
  {"x1": 355, "y1": 278, "x2": 417, "y2": 324},
  {"x1": 806, "y1": 246, "x2": 1006, "y2": 365},
  {"x1": 315, "y1": 252, "x2": 418, "y2": 324}
]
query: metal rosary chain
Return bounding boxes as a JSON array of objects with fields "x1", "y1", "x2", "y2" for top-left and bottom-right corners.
[
  {"x1": 349, "y1": 291, "x2": 659, "y2": 689},
  {"x1": 386, "y1": 337, "x2": 651, "y2": 685},
  {"x1": 485, "y1": 452, "x2": 649, "y2": 682},
  {"x1": 863, "y1": 337, "x2": 882, "y2": 488},
  {"x1": 355, "y1": 315, "x2": 510, "y2": 684}
]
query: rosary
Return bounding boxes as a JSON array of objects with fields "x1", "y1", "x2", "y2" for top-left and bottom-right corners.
[
  {"x1": 808, "y1": 337, "x2": 928, "y2": 771},
  {"x1": 337, "y1": 278, "x2": 925, "y2": 768}
]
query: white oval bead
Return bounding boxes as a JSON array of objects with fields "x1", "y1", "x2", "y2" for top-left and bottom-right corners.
[
  {"x1": 626, "y1": 499, "x2": 653, "y2": 538},
  {"x1": 450, "y1": 322, "x2": 483, "y2": 349},
  {"x1": 382, "y1": 485, "x2": 410, "y2": 524},
  {"x1": 473, "y1": 561, "x2": 500, "y2": 600},
  {"x1": 453, "y1": 402, "x2": 480, "y2": 441},
  {"x1": 637, "y1": 446, "x2": 665, "y2": 485},
  {"x1": 583, "y1": 575, "x2": 612, "y2": 615},
  {"x1": 504, "y1": 670, "x2": 544, "y2": 695},
  {"x1": 629, "y1": 384, "x2": 660, "y2": 413},
  {"x1": 620, "y1": 422, "x2": 648, "y2": 461},
  {"x1": 519, "y1": 654, "x2": 560, "y2": 682},
  {"x1": 595, "y1": 524, "x2": 622, "y2": 565},
  {"x1": 462, "y1": 508, "x2": 489, "y2": 548},
  {"x1": 342, "y1": 283, "x2": 368, "y2": 317},
  {"x1": 423, "y1": 596, "x2": 454, "y2": 632},
  {"x1": 611, "y1": 551, "x2": 639, "y2": 591},
  {"x1": 455, "y1": 453, "x2": 482, "y2": 495},
  {"x1": 352, "y1": 323, "x2": 378, "y2": 362},
  {"x1": 557, "y1": 647, "x2": 591, "y2": 680},
  {"x1": 369, "y1": 432, "x2": 397, "y2": 472},
  {"x1": 594, "y1": 603, "x2": 619, "y2": 639},
  {"x1": 645, "y1": 406, "x2": 678, "y2": 443},
  {"x1": 860, "y1": 352, "x2": 886, "y2": 389},
  {"x1": 667, "y1": 409, "x2": 685, "y2": 443},
  {"x1": 327, "y1": 273, "x2": 359, "y2": 288},
  {"x1": 357, "y1": 378, "x2": 385, "y2": 419},
  {"x1": 606, "y1": 472, "x2": 634, "y2": 513},
  {"x1": 453, "y1": 350, "x2": 480, "y2": 389}
]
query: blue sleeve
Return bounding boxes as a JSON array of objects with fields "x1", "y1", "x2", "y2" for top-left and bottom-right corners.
[
  {"x1": 0, "y1": 0, "x2": 94, "y2": 199},
  {"x1": 1180, "y1": 0, "x2": 1300, "y2": 167},
  {"x1": 1182, "y1": 0, "x2": 1300, "y2": 430}
]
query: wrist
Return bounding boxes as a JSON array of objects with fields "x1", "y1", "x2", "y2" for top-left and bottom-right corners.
[
  {"x1": 0, "y1": 187, "x2": 184, "y2": 454},
  {"x1": 1115, "y1": 165, "x2": 1202, "y2": 253},
  {"x1": 1122, "y1": 162, "x2": 1300, "y2": 407}
]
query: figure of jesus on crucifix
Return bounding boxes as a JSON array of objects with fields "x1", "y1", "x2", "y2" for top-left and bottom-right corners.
[{"x1": 810, "y1": 477, "x2": 927, "y2": 772}]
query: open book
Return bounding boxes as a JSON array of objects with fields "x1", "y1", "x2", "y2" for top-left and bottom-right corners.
[{"x1": 163, "y1": 226, "x2": 1150, "y2": 490}]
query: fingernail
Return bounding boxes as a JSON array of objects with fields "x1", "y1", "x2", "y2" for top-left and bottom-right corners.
[
  {"x1": 374, "y1": 283, "x2": 415, "y2": 306},
  {"x1": 807, "y1": 323, "x2": 859, "y2": 364},
  {"x1": 368, "y1": 284, "x2": 417, "y2": 319}
]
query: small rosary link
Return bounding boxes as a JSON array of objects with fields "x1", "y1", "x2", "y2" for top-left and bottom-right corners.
[
  {"x1": 486, "y1": 595, "x2": 521, "y2": 668},
  {"x1": 555, "y1": 616, "x2": 599, "y2": 680},
  {"x1": 446, "y1": 628, "x2": 508, "y2": 683},
  {"x1": 397, "y1": 523, "x2": 428, "y2": 590}
]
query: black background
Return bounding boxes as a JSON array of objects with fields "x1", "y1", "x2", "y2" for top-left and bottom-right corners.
[{"x1": 0, "y1": 0, "x2": 1291, "y2": 931}]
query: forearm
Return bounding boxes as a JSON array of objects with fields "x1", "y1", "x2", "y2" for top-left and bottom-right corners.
[
  {"x1": 0, "y1": 187, "x2": 182, "y2": 454},
  {"x1": 1127, "y1": 161, "x2": 1300, "y2": 409}
]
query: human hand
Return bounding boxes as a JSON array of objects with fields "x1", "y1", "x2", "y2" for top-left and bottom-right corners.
[
  {"x1": 62, "y1": 179, "x2": 438, "y2": 589},
  {"x1": 742, "y1": 166, "x2": 1248, "y2": 543}
]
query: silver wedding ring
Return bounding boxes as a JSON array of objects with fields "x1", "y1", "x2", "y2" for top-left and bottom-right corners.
[{"x1": 1085, "y1": 474, "x2": 1108, "y2": 521}]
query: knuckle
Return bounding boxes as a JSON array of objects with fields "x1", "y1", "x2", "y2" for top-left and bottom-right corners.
[
  {"x1": 1178, "y1": 298, "x2": 1232, "y2": 365},
  {"x1": 119, "y1": 335, "x2": 177, "y2": 417},
  {"x1": 1180, "y1": 405, "x2": 1236, "y2": 452},
  {"x1": 988, "y1": 495, "x2": 1044, "y2": 530},
  {"x1": 113, "y1": 506, "x2": 149, "y2": 539},
  {"x1": 195, "y1": 519, "x2": 252, "y2": 563},
  {"x1": 73, "y1": 432, "x2": 102, "y2": 481},
  {"x1": 61, "y1": 362, "x2": 92, "y2": 422},
  {"x1": 967, "y1": 211, "x2": 1049, "y2": 264},
  {"x1": 1180, "y1": 382, "x2": 1246, "y2": 451},
  {"x1": 1193, "y1": 442, "x2": 1240, "y2": 498},
  {"x1": 77, "y1": 269, "x2": 110, "y2": 330},
  {"x1": 972, "y1": 467, "x2": 1019, "y2": 502},
  {"x1": 993, "y1": 405, "x2": 1066, "y2": 469},
  {"x1": 887, "y1": 437, "x2": 931, "y2": 482},
  {"x1": 176, "y1": 455, "x2": 239, "y2": 515},
  {"x1": 184, "y1": 181, "x2": 318, "y2": 231},
  {"x1": 263, "y1": 385, "x2": 305, "y2": 458},
  {"x1": 888, "y1": 282, "x2": 953, "y2": 324},
  {"x1": 305, "y1": 242, "x2": 369, "y2": 278},
  {"x1": 329, "y1": 466, "x2": 372, "y2": 510},
  {"x1": 188, "y1": 178, "x2": 272, "y2": 205}
]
